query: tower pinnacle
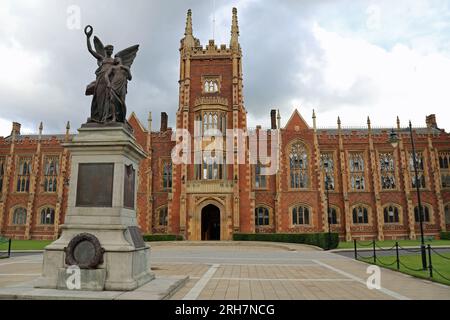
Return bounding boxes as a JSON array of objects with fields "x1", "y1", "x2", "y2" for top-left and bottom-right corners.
[
  {"x1": 182, "y1": 9, "x2": 196, "y2": 49},
  {"x1": 185, "y1": 9, "x2": 193, "y2": 36},
  {"x1": 230, "y1": 7, "x2": 240, "y2": 50}
]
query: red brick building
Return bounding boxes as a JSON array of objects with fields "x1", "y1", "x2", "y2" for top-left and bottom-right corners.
[{"x1": 1, "y1": 9, "x2": 449, "y2": 241}]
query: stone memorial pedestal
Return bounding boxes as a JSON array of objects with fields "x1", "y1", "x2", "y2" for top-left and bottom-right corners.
[{"x1": 35, "y1": 124, "x2": 154, "y2": 291}]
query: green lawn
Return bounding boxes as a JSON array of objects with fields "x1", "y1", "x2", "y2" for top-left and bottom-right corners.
[
  {"x1": 338, "y1": 239, "x2": 450, "y2": 249},
  {"x1": 0, "y1": 240, "x2": 52, "y2": 251},
  {"x1": 357, "y1": 252, "x2": 450, "y2": 286}
]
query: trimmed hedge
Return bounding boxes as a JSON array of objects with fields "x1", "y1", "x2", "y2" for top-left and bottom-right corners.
[
  {"x1": 143, "y1": 234, "x2": 183, "y2": 242},
  {"x1": 440, "y1": 232, "x2": 450, "y2": 240},
  {"x1": 233, "y1": 233, "x2": 339, "y2": 250}
]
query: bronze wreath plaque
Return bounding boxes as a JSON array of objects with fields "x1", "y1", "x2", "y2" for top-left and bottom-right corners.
[{"x1": 65, "y1": 233, "x2": 105, "y2": 269}]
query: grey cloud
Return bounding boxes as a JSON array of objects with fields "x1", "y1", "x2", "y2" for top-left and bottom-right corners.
[{"x1": 0, "y1": 0, "x2": 448, "y2": 134}]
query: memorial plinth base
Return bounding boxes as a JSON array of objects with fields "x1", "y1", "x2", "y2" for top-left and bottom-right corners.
[{"x1": 35, "y1": 125, "x2": 154, "y2": 292}]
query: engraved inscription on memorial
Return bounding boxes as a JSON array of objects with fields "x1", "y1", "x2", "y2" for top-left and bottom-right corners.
[
  {"x1": 65, "y1": 233, "x2": 105, "y2": 269},
  {"x1": 123, "y1": 164, "x2": 135, "y2": 209},
  {"x1": 127, "y1": 226, "x2": 145, "y2": 249},
  {"x1": 76, "y1": 163, "x2": 114, "y2": 207}
]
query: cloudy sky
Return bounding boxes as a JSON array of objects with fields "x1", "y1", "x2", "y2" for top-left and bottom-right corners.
[{"x1": 1, "y1": 0, "x2": 450, "y2": 136}]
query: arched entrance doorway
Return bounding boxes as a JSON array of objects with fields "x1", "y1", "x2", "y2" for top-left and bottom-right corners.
[{"x1": 201, "y1": 204, "x2": 221, "y2": 241}]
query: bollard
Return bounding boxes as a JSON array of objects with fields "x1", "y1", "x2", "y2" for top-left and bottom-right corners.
[
  {"x1": 395, "y1": 242, "x2": 400, "y2": 270},
  {"x1": 354, "y1": 239, "x2": 357, "y2": 260},
  {"x1": 8, "y1": 239, "x2": 11, "y2": 258},
  {"x1": 373, "y1": 240, "x2": 377, "y2": 264},
  {"x1": 427, "y1": 244, "x2": 433, "y2": 278}
]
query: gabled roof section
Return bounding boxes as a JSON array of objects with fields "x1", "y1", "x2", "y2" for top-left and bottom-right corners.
[
  {"x1": 284, "y1": 109, "x2": 311, "y2": 131},
  {"x1": 128, "y1": 112, "x2": 147, "y2": 133}
]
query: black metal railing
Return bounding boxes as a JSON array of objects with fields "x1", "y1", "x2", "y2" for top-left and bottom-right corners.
[
  {"x1": 353, "y1": 240, "x2": 450, "y2": 283},
  {"x1": 0, "y1": 237, "x2": 12, "y2": 259}
]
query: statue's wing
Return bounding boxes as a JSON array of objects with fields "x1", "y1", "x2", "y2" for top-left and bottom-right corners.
[
  {"x1": 93, "y1": 36, "x2": 106, "y2": 58},
  {"x1": 115, "y1": 45, "x2": 139, "y2": 68}
]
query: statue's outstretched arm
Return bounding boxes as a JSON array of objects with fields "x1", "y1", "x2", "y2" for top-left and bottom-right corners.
[{"x1": 85, "y1": 26, "x2": 103, "y2": 61}]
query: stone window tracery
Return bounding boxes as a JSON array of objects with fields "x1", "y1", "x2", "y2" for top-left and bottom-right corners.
[
  {"x1": 439, "y1": 151, "x2": 450, "y2": 189},
  {"x1": 40, "y1": 207, "x2": 55, "y2": 225},
  {"x1": 292, "y1": 205, "x2": 310, "y2": 225},
  {"x1": 352, "y1": 205, "x2": 369, "y2": 224},
  {"x1": 158, "y1": 206, "x2": 168, "y2": 227},
  {"x1": 379, "y1": 152, "x2": 396, "y2": 190},
  {"x1": 12, "y1": 207, "x2": 27, "y2": 225},
  {"x1": 0, "y1": 157, "x2": 4, "y2": 194},
  {"x1": 162, "y1": 160, "x2": 172, "y2": 190},
  {"x1": 409, "y1": 152, "x2": 426, "y2": 189},
  {"x1": 289, "y1": 142, "x2": 308, "y2": 189},
  {"x1": 383, "y1": 205, "x2": 400, "y2": 224},
  {"x1": 349, "y1": 153, "x2": 365, "y2": 191},
  {"x1": 16, "y1": 157, "x2": 31, "y2": 193},
  {"x1": 43, "y1": 156, "x2": 59, "y2": 193},
  {"x1": 255, "y1": 162, "x2": 267, "y2": 189},
  {"x1": 320, "y1": 153, "x2": 335, "y2": 190},
  {"x1": 255, "y1": 206, "x2": 270, "y2": 226},
  {"x1": 414, "y1": 205, "x2": 431, "y2": 223}
]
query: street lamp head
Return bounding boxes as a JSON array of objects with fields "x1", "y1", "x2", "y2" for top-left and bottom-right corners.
[{"x1": 388, "y1": 128, "x2": 399, "y2": 149}]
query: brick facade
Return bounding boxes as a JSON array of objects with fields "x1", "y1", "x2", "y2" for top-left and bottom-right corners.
[{"x1": 0, "y1": 9, "x2": 449, "y2": 241}]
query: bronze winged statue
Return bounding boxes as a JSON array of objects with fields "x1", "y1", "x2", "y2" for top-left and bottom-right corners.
[{"x1": 84, "y1": 25, "x2": 139, "y2": 124}]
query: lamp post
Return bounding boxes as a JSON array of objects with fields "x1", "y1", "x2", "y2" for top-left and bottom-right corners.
[
  {"x1": 325, "y1": 172, "x2": 332, "y2": 250},
  {"x1": 388, "y1": 125, "x2": 427, "y2": 270}
]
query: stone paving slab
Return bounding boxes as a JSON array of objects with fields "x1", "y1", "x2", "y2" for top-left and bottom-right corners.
[
  {"x1": 1, "y1": 244, "x2": 450, "y2": 300},
  {"x1": 0, "y1": 276, "x2": 188, "y2": 300}
]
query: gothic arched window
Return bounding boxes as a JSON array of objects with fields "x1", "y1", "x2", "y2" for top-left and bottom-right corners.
[
  {"x1": 349, "y1": 153, "x2": 365, "y2": 190},
  {"x1": 445, "y1": 204, "x2": 450, "y2": 224},
  {"x1": 12, "y1": 207, "x2": 27, "y2": 225},
  {"x1": 43, "y1": 156, "x2": 59, "y2": 193},
  {"x1": 383, "y1": 205, "x2": 400, "y2": 223},
  {"x1": 162, "y1": 161, "x2": 172, "y2": 190},
  {"x1": 409, "y1": 152, "x2": 426, "y2": 189},
  {"x1": 380, "y1": 153, "x2": 396, "y2": 190},
  {"x1": 255, "y1": 207, "x2": 270, "y2": 226},
  {"x1": 158, "y1": 206, "x2": 168, "y2": 226},
  {"x1": 292, "y1": 205, "x2": 310, "y2": 225},
  {"x1": 414, "y1": 205, "x2": 431, "y2": 223},
  {"x1": 439, "y1": 151, "x2": 450, "y2": 189},
  {"x1": 328, "y1": 207, "x2": 339, "y2": 225},
  {"x1": 289, "y1": 142, "x2": 308, "y2": 189},
  {"x1": 16, "y1": 157, "x2": 31, "y2": 193},
  {"x1": 352, "y1": 205, "x2": 369, "y2": 224},
  {"x1": 0, "y1": 157, "x2": 4, "y2": 194},
  {"x1": 40, "y1": 207, "x2": 55, "y2": 225}
]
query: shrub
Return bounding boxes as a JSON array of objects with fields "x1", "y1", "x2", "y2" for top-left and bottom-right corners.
[
  {"x1": 440, "y1": 232, "x2": 450, "y2": 240},
  {"x1": 143, "y1": 234, "x2": 184, "y2": 242},
  {"x1": 233, "y1": 233, "x2": 339, "y2": 250}
]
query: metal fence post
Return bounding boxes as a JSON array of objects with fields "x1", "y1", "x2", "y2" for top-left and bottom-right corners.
[
  {"x1": 427, "y1": 244, "x2": 433, "y2": 278},
  {"x1": 354, "y1": 239, "x2": 357, "y2": 260},
  {"x1": 373, "y1": 240, "x2": 376, "y2": 264},
  {"x1": 8, "y1": 238, "x2": 12, "y2": 258},
  {"x1": 395, "y1": 242, "x2": 400, "y2": 270}
]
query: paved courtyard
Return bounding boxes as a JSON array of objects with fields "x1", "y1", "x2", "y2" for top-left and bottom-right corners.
[{"x1": 1, "y1": 242, "x2": 449, "y2": 300}]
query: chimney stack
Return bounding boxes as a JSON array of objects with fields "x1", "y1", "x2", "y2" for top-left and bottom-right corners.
[
  {"x1": 426, "y1": 114, "x2": 437, "y2": 128},
  {"x1": 160, "y1": 112, "x2": 168, "y2": 132},
  {"x1": 11, "y1": 122, "x2": 21, "y2": 136},
  {"x1": 270, "y1": 110, "x2": 277, "y2": 129}
]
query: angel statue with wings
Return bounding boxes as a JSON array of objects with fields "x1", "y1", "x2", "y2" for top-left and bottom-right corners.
[{"x1": 84, "y1": 25, "x2": 139, "y2": 124}]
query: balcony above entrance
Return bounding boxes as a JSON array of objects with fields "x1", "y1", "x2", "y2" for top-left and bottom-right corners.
[{"x1": 186, "y1": 180, "x2": 234, "y2": 194}]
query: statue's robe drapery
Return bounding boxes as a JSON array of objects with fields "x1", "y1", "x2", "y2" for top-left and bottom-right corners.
[
  {"x1": 90, "y1": 60, "x2": 115, "y2": 122},
  {"x1": 108, "y1": 67, "x2": 130, "y2": 123}
]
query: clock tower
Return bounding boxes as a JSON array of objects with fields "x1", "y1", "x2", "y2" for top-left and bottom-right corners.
[{"x1": 169, "y1": 8, "x2": 253, "y2": 240}]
